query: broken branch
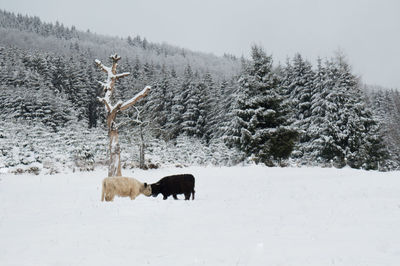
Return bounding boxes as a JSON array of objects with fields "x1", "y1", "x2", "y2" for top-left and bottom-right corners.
[{"x1": 120, "y1": 86, "x2": 151, "y2": 112}]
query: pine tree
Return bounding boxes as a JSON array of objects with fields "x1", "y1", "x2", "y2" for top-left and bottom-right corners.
[
  {"x1": 228, "y1": 45, "x2": 297, "y2": 165},
  {"x1": 51, "y1": 56, "x2": 68, "y2": 94},
  {"x1": 281, "y1": 54, "x2": 314, "y2": 159},
  {"x1": 181, "y1": 66, "x2": 200, "y2": 136},
  {"x1": 66, "y1": 57, "x2": 89, "y2": 122},
  {"x1": 143, "y1": 65, "x2": 171, "y2": 133},
  {"x1": 219, "y1": 78, "x2": 240, "y2": 140},
  {"x1": 161, "y1": 68, "x2": 180, "y2": 140},
  {"x1": 307, "y1": 55, "x2": 388, "y2": 169},
  {"x1": 200, "y1": 72, "x2": 215, "y2": 141},
  {"x1": 367, "y1": 89, "x2": 400, "y2": 170}
]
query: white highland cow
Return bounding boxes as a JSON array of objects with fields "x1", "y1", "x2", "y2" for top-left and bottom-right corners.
[{"x1": 101, "y1": 177, "x2": 152, "y2": 202}]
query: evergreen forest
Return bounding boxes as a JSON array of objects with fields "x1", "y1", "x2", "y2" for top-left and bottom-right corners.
[{"x1": 0, "y1": 10, "x2": 399, "y2": 173}]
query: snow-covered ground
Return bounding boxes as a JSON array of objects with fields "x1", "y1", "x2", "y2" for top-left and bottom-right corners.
[{"x1": 0, "y1": 166, "x2": 399, "y2": 266}]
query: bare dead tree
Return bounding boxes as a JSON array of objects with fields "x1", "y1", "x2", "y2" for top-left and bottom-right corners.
[
  {"x1": 122, "y1": 106, "x2": 164, "y2": 170},
  {"x1": 95, "y1": 54, "x2": 150, "y2": 177},
  {"x1": 129, "y1": 107, "x2": 150, "y2": 169}
]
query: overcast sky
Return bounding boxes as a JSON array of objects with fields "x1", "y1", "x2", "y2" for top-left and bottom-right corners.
[{"x1": 1, "y1": 0, "x2": 399, "y2": 88}]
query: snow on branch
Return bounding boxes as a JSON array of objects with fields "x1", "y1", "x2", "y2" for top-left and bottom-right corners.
[
  {"x1": 130, "y1": 106, "x2": 149, "y2": 126},
  {"x1": 95, "y1": 55, "x2": 150, "y2": 130},
  {"x1": 97, "y1": 86, "x2": 150, "y2": 114},
  {"x1": 110, "y1": 54, "x2": 121, "y2": 61},
  {"x1": 95, "y1": 57, "x2": 130, "y2": 91},
  {"x1": 98, "y1": 97, "x2": 111, "y2": 113},
  {"x1": 120, "y1": 86, "x2": 151, "y2": 111},
  {"x1": 115, "y1": 72, "x2": 130, "y2": 79},
  {"x1": 94, "y1": 59, "x2": 111, "y2": 74}
]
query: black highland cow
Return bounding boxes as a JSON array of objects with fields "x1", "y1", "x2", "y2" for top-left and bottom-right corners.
[{"x1": 151, "y1": 174, "x2": 195, "y2": 200}]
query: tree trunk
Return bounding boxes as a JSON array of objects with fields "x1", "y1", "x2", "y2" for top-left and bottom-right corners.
[
  {"x1": 108, "y1": 129, "x2": 122, "y2": 177},
  {"x1": 139, "y1": 123, "x2": 145, "y2": 169},
  {"x1": 139, "y1": 144, "x2": 145, "y2": 169}
]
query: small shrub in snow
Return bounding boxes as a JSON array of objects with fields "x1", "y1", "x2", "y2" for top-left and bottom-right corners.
[
  {"x1": 73, "y1": 145, "x2": 95, "y2": 171},
  {"x1": 26, "y1": 166, "x2": 40, "y2": 175}
]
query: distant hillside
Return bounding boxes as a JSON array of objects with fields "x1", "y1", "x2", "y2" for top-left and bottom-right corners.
[{"x1": 0, "y1": 9, "x2": 241, "y2": 80}]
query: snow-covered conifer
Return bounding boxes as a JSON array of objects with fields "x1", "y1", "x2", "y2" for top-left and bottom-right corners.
[
  {"x1": 281, "y1": 54, "x2": 314, "y2": 160},
  {"x1": 307, "y1": 55, "x2": 388, "y2": 169},
  {"x1": 228, "y1": 45, "x2": 298, "y2": 165}
]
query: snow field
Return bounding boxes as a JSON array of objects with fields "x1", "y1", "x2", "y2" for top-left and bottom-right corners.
[{"x1": 0, "y1": 166, "x2": 399, "y2": 265}]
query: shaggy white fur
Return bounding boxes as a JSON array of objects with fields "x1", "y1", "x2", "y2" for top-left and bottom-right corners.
[{"x1": 101, "y1": 177, "x2": 152, "y2": 202}]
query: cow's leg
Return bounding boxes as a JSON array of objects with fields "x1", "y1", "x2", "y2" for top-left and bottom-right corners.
[
  {"x1": 184, "y1": 193, "x2": 190, "y2": 200},
  {"x1": 173, "y1": 194, "x2": 178, "y2": 200},
  {"x1": 105, "y1": 193, "x2": 113, "y2": 201},
  {"x1": 163, "y1": 194, "x2": 168, "y2": 200}
]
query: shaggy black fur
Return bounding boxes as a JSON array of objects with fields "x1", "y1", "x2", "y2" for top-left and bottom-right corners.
[{"x1": 151, "y1": 174, "x2": 195, "y2": 200}]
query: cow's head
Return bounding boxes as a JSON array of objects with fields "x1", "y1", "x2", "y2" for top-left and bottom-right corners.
[
  {"x1": 141, "y1": 183, "x2": 152, "y2": 197},
  {"x1": 150, "y1": 182, "x2": 161, "y2": 197}
]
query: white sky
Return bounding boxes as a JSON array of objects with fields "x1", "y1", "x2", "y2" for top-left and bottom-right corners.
[{"x1": 1, "y1": 0, "x2": 399, "y2": 88}]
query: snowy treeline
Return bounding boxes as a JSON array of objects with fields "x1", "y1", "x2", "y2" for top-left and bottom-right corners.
[
  {"x1": 0, "y1": 44, "x2": 241, "y2": 172},
  {"x1": 367, "y1": 88, "x2": 400, "y2": 169},
  {"x1": 0, "y1": 8, "x2": 242, "y2": 172},
  {"x1": 0, "y1": 10, "x2": 240, "y2": 80},
  {"x1": 225, "y1": 47, "x2": 391, "y2": 170},
  {"x1": 0, "y1": 10, "x2": 399, "y2": 173}
]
